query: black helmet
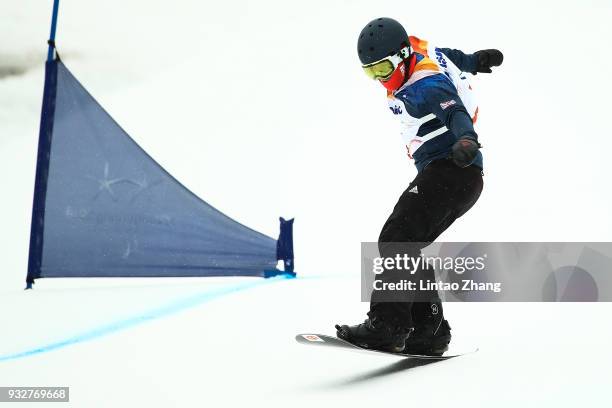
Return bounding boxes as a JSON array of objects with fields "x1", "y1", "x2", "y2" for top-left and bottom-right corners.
[{"x1": 357, "y1": 18, "x2": 408, "y2": 65}]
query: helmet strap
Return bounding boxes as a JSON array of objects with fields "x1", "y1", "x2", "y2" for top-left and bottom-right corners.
[
  {"x1": 398, "y1": 44, "x2": 411, "y2": 60},
  {"x1": 397, "y1": 44, "x2": 413, "y2": 85}
]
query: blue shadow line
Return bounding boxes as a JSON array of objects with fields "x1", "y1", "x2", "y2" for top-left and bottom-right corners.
[{"x1": 0, "y1": 274, "x2": 295, "y2": 363}]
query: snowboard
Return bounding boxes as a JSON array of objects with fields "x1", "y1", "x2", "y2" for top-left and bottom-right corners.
[{"x1": 296, "y1": 333, "x2": 477, "y2": 359}]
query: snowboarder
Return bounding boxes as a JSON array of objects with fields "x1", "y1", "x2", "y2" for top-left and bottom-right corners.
[{"x1": 336, "y1": 18, "x2": 503, "y2": 355}]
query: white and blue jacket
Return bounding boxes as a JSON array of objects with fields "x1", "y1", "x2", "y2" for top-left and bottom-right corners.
[{"x1": 388, "y1": 37, "x2": 483, "y2": 172}]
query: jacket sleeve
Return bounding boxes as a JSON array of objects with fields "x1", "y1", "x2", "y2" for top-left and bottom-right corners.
[
  {"x1": 420, "y1": 76, "x2": 478, "y2": 141},
  {"x1": 437, "y1": 47, "x2": 478, "y2": 74}
]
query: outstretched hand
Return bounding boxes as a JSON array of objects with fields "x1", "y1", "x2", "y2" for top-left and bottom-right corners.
[{"x1": 472, "y1": 49, "x2": 504, "y2": 74}]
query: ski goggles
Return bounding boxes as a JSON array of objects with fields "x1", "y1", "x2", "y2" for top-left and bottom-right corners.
[{"x1": 361, "y1": 46, "x2": 411, "y2": 81}]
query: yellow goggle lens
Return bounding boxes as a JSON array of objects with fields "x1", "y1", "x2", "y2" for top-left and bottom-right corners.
[{"x1": 362, "y1": 59, "x2": 395, "y2": 80}]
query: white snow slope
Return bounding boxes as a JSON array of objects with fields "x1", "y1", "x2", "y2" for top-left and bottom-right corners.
[{"x1": 1, "y1": 0, "x2": 612, "y2": 406}]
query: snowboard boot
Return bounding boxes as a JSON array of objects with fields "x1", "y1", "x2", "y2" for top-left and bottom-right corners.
[
  {"x1": 335, "y1": 315, "x2": 411, "y2": 353},
  {"x1": 403, "y1": 302, "x2": 451, "y2": 356}
]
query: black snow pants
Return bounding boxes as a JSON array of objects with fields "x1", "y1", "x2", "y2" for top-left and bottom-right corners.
[{"x1": 370, "y1": 158, "x2": 483, "y2": 327}]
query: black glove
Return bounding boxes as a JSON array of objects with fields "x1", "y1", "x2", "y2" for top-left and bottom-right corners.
[
  {"x1": 452, "y1": 137, "x2": 481, "y2": 168},
  {"x1": 472, "y1": 49, "x2": 504, "y2": 74}
]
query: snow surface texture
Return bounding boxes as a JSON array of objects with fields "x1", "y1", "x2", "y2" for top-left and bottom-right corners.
[{"x1": 1, "y1": 0, "x2": 611, "y2": 406}]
